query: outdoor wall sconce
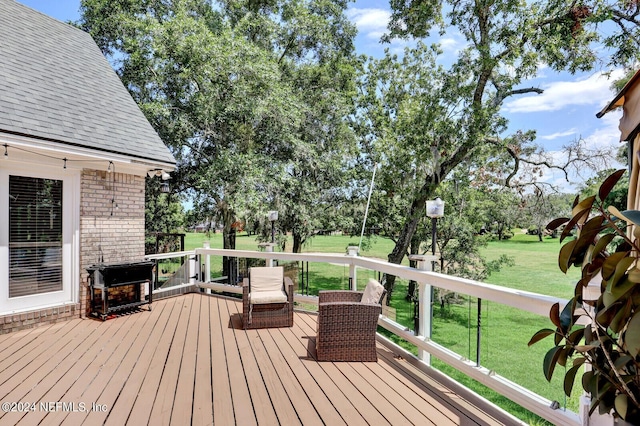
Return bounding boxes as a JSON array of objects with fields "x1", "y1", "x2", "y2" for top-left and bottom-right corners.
[
  {"x1": 147, "y1": 169, "x2": 171, "y2": 180},
  {"x1": 268, "y1": 210, "x2": 278, "y2": 243}
]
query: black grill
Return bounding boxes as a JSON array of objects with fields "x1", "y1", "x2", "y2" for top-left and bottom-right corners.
[{"x1": 87, "y1": 261, "x2": 154, "y2": 320}]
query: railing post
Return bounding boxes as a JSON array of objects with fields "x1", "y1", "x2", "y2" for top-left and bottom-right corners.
[
  {"x1": 408, "y1": 254, "x2": 438, "y2": 364},
  {"x1": 203, "y1": 242, "x2": 211, "y2": 294},
  {"x1": 189, "y1": 254, "x2": 197, "y2": 285},
  {"x1": 259, "y1": 243, "x2": 276, "y2": 267},
  {"x1": 347, "y1": 246, "x2": 359, "y2": 291}
]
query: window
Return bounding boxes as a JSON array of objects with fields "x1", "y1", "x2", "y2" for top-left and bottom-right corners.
[{"x1": 9, "y1": 176, "x2": 63, "y2": 297}]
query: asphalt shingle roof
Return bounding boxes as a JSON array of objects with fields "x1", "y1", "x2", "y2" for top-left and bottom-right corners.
[{"x1": 0, "y1": 0, "x2": 175, "y2": 165}]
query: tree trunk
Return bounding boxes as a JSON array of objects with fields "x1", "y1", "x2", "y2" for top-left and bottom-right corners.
[
  {"x1": 384, "y1": 197, "x2": 425, "y2": 304},
  {"x1": 222, "y1": 208, "x2": 237, "y2": 284},
  {"x1": 537, "y1": 225, "x2": 543, "y2": 242},
  {"x1": 382, "y1": 116, "x2": 484, "y2": 303},
  {"x1": 292, "y1": 232, "x2": 304, "y2": 253}
]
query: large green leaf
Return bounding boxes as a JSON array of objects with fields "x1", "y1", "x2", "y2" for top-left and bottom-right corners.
[
  {"x1": 543, "y1": 346, "x2": 564, "y2": 381},
  {"x1": 607, "y1": 257, "x2": 636, "y2": 293},
  {"x1": 615, "y1": 394, "x2": 629, "y2": 420},
  {"x1": 547, "y1": 217, "x2": 570, "y2": 231},
  {"x1": 571, "y1": 194, "x2": 580, "y2": 209},
  {"x1": 570, "y1": 216, "x2": 605, "y2": 265},
  {"x1": 549, "y1": 302, "x2": 561, "y2": 328},
  {"x1": 597, "y1": 301, "x2": 621, "y2": 327},
  {"x1": 624, "y1": 310, "x2": 640, "y2": 356},
  {"x1": 582, "y1": 370, "x2": 595, "y2": 394},
  {"x1": 602, "y1": 252, "x2": 630, "y2": 280},
  {"x1": 528, "y1": 328, "x2": 555, "y2": 346},
  {"x1": 573, "y1": 195, "x2": 596, "y2": 217},
  {"x1": 564, "y1": 363, "x2": 583, "y2": 397},
  {"x1": 614, "y1": 355, "x2": 633, "y2": 370},
  {"x1": 592, "y1": 233, "x2": 615, "y2": 260},
  {"x1": 559, "y1": 298, "x2": 575, "y2": 332},
  {"x1": 598, "y1": 169, "x2": 625, "y2": 202},
  {"x1": 622, "y1": 210, "x2": 640, "y2": 227},
  {"x1": 561, "y1": 208, "x2": 590, "y2": 242},
  {"x1": 610, "y1": 298, "x2": 632, "y2": 334},
  {"x1": 559, "y1": 240, "x2": 577, "y2": 273},
  {"x1": 608, "y1": 206, "x2": 640, "y2": 229},
  {"x1": 567, "y1": 327, "x2": 585, "y2": 346}
]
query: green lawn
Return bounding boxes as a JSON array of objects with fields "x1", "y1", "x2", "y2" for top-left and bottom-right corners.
[{"x1": 181, "y1": 230, "x2": 579, "y2": 425}]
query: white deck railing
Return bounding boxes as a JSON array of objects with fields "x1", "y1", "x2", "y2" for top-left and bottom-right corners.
[{"x1": 146, "y1": 247, "x2": 580, "y2": 426}]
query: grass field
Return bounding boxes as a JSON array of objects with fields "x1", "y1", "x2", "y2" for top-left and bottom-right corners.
[{"x1": 181, "y1": 230, "x2": 580, "y2": 425}]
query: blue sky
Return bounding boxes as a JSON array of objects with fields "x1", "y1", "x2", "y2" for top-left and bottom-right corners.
[{"x1": 19, "y1": 0, "x2": 625, "y2": 189}]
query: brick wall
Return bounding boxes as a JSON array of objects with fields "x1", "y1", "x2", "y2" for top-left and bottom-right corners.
[
  {"x1": 80, "y1": 169, "x2": 146, "y2": 317},
  {"x1": 0, "y1": 304, "x2": 78, "y2": 334},
  {"x1": 0, "y1": 168, "x2": 147, "y2": 334}
]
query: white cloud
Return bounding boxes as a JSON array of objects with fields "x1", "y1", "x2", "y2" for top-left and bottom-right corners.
[
  {"x1": 346, "y1": 8, "x2": 391, "y2": 40},
  {"x1": 536, "y1": 112, "x2": 624, "y2": 191},
  {"x1": 503, "y1": 69, "x2": 625, "y2": 114},
  {"x1": 581, "y1": 110, "x2": 624, "y2": 151},
  {"x1": 539, "y1": 129, "x2": 577, "y2": 140},
  {"x1": 437, "y1": 33, "x2": 466, "y2": 57}
]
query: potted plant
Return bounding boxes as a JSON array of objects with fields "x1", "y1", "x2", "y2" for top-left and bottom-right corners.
[{"x1": 530, "y1": 169, "x2": 640, "y2": 423}]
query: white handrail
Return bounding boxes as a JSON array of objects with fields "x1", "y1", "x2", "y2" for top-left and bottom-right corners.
[{"x1": 194, "y1": 248, "x2": 566, "y2": 317}]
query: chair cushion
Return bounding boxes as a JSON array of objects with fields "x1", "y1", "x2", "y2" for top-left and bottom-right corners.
[
  {"x1": 361, "y1": 278, "x2": 384, "y2": 304},
  {"x1": 250, "y1": 266, "x2": 284, "y2": 292},
  {"x1": 249, "y1": 290, "x2": 288, "y2": 304}
]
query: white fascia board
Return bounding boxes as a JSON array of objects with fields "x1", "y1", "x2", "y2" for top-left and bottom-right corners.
[{"x1": 0, "y1": 132, "x2": 175, "y2": 176}]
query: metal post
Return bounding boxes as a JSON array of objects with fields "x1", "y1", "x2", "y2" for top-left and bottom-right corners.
[
  {"x1": 305, "y1": 261, "x2": 309, "y2": 295},
  {"x1": 430, "y1": 217, "x2": 437, "y2": 338},
  {"x1": 477, "y1": 298, "x2": 482, "y2": 367},
  {"x1": 271, "y1": 220, "x2": 275, "y2": 244}
]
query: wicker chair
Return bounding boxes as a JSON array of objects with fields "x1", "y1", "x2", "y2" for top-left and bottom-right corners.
[
  {"x1": 242, "y1": 266, "x2": 294, "y2": 329},
  {"x1": 316, "y1": 279, "x2": 386, "y2": 362}
]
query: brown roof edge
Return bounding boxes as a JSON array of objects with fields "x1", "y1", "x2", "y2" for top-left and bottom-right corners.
[{"x1": 596, "y1": 69, "x2": 640, "y2": 118}]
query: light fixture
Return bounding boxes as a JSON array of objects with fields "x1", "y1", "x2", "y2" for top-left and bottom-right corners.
[
  {"x1": 160, "y1": 182, "x2": 170, "y2": 193},
  {"x1": 3, "y1": 144, "x2": 7, "y2": 158},
  {"x1": 63, "y1": 158, "x2": 67, "y2": 169},
  {"x1": 426, "y1": 198, "x2": 445, "y2": 218},
  {"x1": 419, "y1": 197, "x2": 446, "y2": 338},
  {"x1": 268, "y1": 210, "x2": 278, "y2": 243},
  {"x1": 147, "y1": 169, "x2": 171, "y2": 180},
  {"x1": 107, "y1": 161, "x2": 113, "y2": 173}
]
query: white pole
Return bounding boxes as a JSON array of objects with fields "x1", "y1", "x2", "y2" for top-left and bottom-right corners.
[{"x1": 359, "y1": 163, "x2": 378, "y2": 252}]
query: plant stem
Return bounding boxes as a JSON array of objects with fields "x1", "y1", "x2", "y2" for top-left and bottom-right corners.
[{"x1": 593, "y1": 323, "x2": 640, "y2": 408}]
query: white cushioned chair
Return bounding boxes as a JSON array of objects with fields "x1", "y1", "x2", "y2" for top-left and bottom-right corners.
[{"x1": 242, "y1": 266, "x2": 294, "y2": 329}]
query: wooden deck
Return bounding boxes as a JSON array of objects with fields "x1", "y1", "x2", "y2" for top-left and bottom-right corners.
[{"x1": 0, "y1": 293, "x2": 520, "y2": 425}]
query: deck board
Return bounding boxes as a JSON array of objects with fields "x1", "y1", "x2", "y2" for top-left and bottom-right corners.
[
  {"x1": 104, "y1": 297, "x2": 177, "y2": 426},
  {"x1": 0, "y1": 293, "x2": 519, "y2": 425},
  {"x1": 209, "y1": 297, "x2": 235, "y2": 425},
  {"x1": 219, "y1": 298, "x2": 258, "y2": 426},
  {"x1": 226, "y1": 298, "x2": 284, "y2": 425},
  {"x1": 148, "y1": 293, "x2": 194, "y2": 426},
  {"x1": 39, "y1": 311, "x2": 144, "y2": 425},
  {"x1": 192, "y1": 295, "x2": 214, "y2": 426}
]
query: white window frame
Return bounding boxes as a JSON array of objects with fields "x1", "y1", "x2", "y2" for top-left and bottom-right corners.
[{"x1": 0, "y1": 163, "x2": 79, "y2": 315}]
